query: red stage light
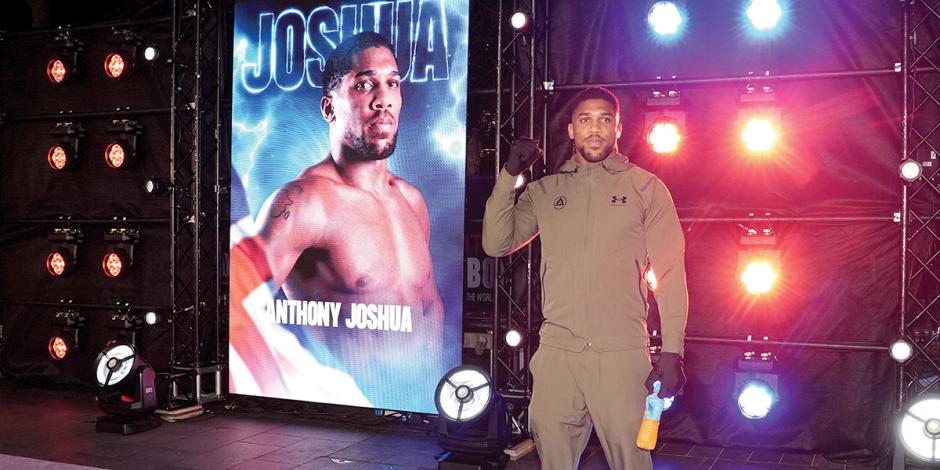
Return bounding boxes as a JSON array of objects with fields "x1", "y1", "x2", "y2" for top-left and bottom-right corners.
[
  {"x1": 104, "y1": 52, "x2": 127, "y2": 79},
  {"x1": 741, "y1": 117, "x2": 778, "y2": 153},
  {"x1": 47, "y1": 58, "x2": 70, "y2": 84},
  {"x1": 102, "y1": 250, "x2": 128, "y2": 278},
  {"x1": 47, "y1": 144, "x2": 72, "y2": 170},
  {"x1": 49, "y1": 336, "x2": 69, "y2": 360},
  {"x1": 647, "y1": 119, "x2": 682, "y2": 154},
  {"x1": 105, "y1": 142, "x2": 127, "y2": 169},
  {"x1": 46, "y1": 250, "x2": 72, "y2": 276},
  {"x1": 740, "y1": 259, "x2": 778, "y2": 294}
]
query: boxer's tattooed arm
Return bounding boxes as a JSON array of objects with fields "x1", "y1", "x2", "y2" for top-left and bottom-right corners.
[{"x1": 270, "y1": 183, "x2": 304, "y2": 220}]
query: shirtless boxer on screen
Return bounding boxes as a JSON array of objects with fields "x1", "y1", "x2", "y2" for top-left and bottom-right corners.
[{"x1": 256, "y1": 32, "x2": 443, "y2": 348}]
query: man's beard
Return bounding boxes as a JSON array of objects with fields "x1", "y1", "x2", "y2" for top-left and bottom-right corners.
[
  {"x1": 576, "y1": 141, "x2": 614, "y2": 162},
  {"x1": 345, "y1": 127, "x2": 398, "y2": 161}
]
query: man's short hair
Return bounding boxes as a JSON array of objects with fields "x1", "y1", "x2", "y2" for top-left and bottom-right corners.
[
  {"x1": 570, "y1": 86, "x2": 621, "y2": 118},
  {"x1": 322, "y1": 32, "x2": 397, "y2": 98}
]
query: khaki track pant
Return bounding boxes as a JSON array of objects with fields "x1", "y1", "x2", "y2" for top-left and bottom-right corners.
[{"x1": 529, "y1": 345, "x2": 653, "y2": 470}]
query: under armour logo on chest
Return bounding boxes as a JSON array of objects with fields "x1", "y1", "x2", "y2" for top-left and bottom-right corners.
[{"x1": 610, "y1": 195, "x2": 628, "y2": 205}]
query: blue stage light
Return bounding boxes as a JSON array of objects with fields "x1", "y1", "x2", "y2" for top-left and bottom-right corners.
[
  {"x1": 647, "y1": 2, "x2": 684, "y2": 37},
  {"x1": 746, "y1": 0, "x2": 783, "y2": 31},
  {"x1": 737, "y1": 380, "x2": 776, "y2": 419}
]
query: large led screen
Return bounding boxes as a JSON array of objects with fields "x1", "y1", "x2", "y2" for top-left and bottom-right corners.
[{"x1": 228, "y1": 0, "x2": 467, "y2": 413}]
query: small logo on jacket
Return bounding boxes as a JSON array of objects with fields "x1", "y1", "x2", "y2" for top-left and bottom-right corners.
[
  {"x1": 553, "y1": 196, "x2": 567, "y2": 210},
  {"x1": 610, "y1": 195, "x2": 628, "y2": 205}
]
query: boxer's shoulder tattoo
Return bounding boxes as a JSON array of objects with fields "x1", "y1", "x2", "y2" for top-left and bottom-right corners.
[{"x1": 270, "y1": 183, "x2": 305, "y2": 220}]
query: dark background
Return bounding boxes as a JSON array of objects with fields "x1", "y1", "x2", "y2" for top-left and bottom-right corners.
[{"x1": 0, "y1": 0, "x2": 922, "y2": 461}]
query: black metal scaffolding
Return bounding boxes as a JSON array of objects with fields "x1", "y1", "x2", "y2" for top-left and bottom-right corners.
[
  {"x1": 168, "y1": 0, "x2": 225, "y2": 406},
  {"x1": 491, "y1": 0, "x2": 549, "y2": 437},
  {"x1": 899, "y1": 0, "x2": 940, "y2": 408}
]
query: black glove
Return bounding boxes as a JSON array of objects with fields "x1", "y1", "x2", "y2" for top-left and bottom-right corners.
[
  {"x1": 645, "y1": 352, "x2": 686, "y2": 399},
  {"x1": 504, "y1": 137, "x2": 543, "y2": 176}
]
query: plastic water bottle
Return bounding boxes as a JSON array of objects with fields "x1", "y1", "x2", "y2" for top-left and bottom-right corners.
[{"x1": 636, "y1": 381, "x2": 665, "y2": 450}]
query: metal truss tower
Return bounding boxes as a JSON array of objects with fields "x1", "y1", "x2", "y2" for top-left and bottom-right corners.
[
  {"x1": 169, "y1": 0, "x2": 225, "y2": 406},
  {"x1": 900, "y1": 0, "x2": 940, "y2": 404},
  {"x1": 492, "y1": 0, "x2": 549, "y2": 438}
]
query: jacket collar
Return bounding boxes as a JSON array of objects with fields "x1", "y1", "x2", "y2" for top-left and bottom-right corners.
[{"x1": 558, "y1": 153, "x2": 632, "y2": 174}]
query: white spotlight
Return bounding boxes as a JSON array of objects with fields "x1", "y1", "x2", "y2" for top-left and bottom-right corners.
[
  {"x1": 435, "y1": 366, "x2": 493, "y2": 423},
  {"x1": 510, "y1": 12, "x2": 528, "y2": 30},
  {"x1": 890, "y1": 339, "x2": 913, "y2": 363},
  {"x1": 143, "y1": 46, "x2": 158, "y2": 61},
  {"x1": 505, "y1": 329, "x2": 522, "y2": 348},
  {"x1": 746, "y1": 0, "x2": 783, "y2": 31},
  {"x1": 95, "y1": 344, "x2": 138, "y2": 387},
  {"x1": 737, "y1": 380, "x2": 776, "y2": 419},
  {"x1": 900, "y1": 159, "x2": 923, "y2": 182},
  {"x1": 648, "y1": 1, "x2": 683, "y2": 37},
  {"x1": 899, "y1": 396, "x2": 940, "y2": 464},
  {"x1": 144, "y1": 311, "x2": 159, "y2": 326}
]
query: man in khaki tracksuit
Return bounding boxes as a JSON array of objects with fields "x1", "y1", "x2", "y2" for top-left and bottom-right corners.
[{"x1": 482, "y1": 87, "x2": 688, "y2": 470}]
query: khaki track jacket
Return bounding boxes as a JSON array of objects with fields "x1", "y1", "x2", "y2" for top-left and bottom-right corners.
[{"x1": 483, "y1": 155, "x2": 688, "y2": 355}]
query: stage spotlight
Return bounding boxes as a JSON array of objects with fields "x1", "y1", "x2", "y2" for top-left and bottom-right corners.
[
  {"x1": 47, "y1": 144, "x2": 75, "y2": 170},
  {"x1": 647, "y1": 1, "x2": 684, "y2": 37},
  {"x1": 47, "y1": 57, "x2": 75, "y2": 84},
  {"x1": 104, "y1": 51, "x2": 131, "y2": 79},
  {"x1": 741, "y1": 117, "x2": 778, "y2": 153},
  {"x1": 510, "y1": 11, "x2": 528, "y2": 30},
  {"x1": 144, "y1": 177, "x2": 172, "y2": 195},
  {"x1": 647, "y1": 119, "x2": 682, "y2": 154},
  {"x1": 890, "y1": 339, "x2": 913, "y2": 363},
  {"x1": 104, "y1": 141, "x2": 127, "y2": 168},
  {"x1": 47, "y1": 122, "x2": 85, "y2": 171},
  {"x1": 505, "y1": 329, "x2": 523, "y2": 348},
  {"x1": 47, "y1": 227, "x2": 84, "y2": 277},
  {"x1": 738, "y1": 381, "x2": 775, "y2": 419},
  {"x1": 144, "y1": 311, "x2": 160, "y2": 325},
  {"x1": 48, "y1": 335, "x2": 70, "y2": 360},
  {"x1": 900, "y1": 159, "x2": 923, "y2": 182},
  {"x1": 738, "y1": 85, "x2": 780, "y2": 154},
  {"x1": 46, "y1": 250, "x2": 71, "y2": 276},
  {"x1": 106, "y1": 309, "x2": 161, "y2": 345},
  {"x1": 103, "y1": 29, "x2": 142, "y2": 80},
  {"x1": 899, "y1": 395, "x2": 940, "y2": 464},
  {"x1": 46, "y1": 36, "x2": 83, "y2": 84},
  {"x1": 645, "y1": 90, "x2": 686, "y2": 155},
  {"x1": 143, "y1": 46, "x2": 158, "y2": 61},
  {"x1": 746, "y1": 0, "x2": 783, "y2": 31},
  {"x1": 102, "y1": 227, "x2": 140, "y2": 278},
  {"x1": 738, "y1": 225, "x2": 779, "y2": 296},
  {"x1": 435, "y1": 365, "x2": 509, "y2": 468},
  {"x1": 94, "y1": 342, "x2": 160, "y2": 434},
  {"x1": 49, "y1": 310, "x2": 86, "y2": 360},
  {"x1": 103, "y1": 250, "x2": 130, "y2": 278},
  {"x1": 105, "y1": 119, "x2": 143, "y2": 169},
  {"x1": 740, "y1": 259, "x2": 777, "y2": 295},
  {"x1": 734, "y1": 351, "x2": 778, "y2": 420}
]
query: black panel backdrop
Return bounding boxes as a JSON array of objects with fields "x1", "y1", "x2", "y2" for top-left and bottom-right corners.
[
  {"x1": 467, "y1": 0, "x2": 906, "y2": 460},
  {"x1": 0, "y1": 25, "x2": 174, "y2": 387}
]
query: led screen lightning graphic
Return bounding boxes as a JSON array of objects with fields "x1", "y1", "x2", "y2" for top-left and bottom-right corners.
[{"x1": 229, "y1": 0, "x2": 467, "y2": 414}]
